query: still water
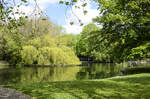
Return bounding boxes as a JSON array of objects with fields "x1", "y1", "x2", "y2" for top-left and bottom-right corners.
[{"x1": 0, "y1": 63, "x2": 124, "y2": 85}]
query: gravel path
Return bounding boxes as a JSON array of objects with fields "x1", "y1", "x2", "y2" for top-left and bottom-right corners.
[{"x1": 0, "y1": 88, "x2": 33, "y2": 99}]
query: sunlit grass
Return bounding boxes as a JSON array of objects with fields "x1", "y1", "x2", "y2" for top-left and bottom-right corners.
[{"x1": 6, "y1": 73, "x2": 150, "y2": 99}]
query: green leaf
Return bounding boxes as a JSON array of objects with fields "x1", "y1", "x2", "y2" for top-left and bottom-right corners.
[
  {"x1": 70, "y1": 22, "x2": 74, "y2": 25},
  {"x1": 83, "y1": 10, "x2": 88, "y2": 15},
  {"x1": 21, "y1": 0, "x2": 27, "y2": 3},
  {"x1": 82, "y1": 3, "x2": 87, "y2": 7},
  {"x1": 59, "y1": 1, "x2": 64, "y2": 4},
  {"x1": 25, "y1": 16, "x2": 28, "y2": 18},
  {"x1": 65, "y1": 2, "x2": 69, "y2": 5},
  {"x1": 80, "y1": 23, "x2": 83, "y2": 26},
  {"x1": 73, "y1": 0, "x2": 77, "y2": 2},
  {"x1": 78, "y1": 20, "x2": 81, "y2": 22}
]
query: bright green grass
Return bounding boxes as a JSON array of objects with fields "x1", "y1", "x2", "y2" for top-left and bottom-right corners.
[{"x1": 5, "y1": 73, "x2": 150, "y2": 99}]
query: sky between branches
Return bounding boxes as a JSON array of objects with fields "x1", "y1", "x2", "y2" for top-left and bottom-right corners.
[{"x1": 17, "y1": 0, "x2": 99, "y2": 34}]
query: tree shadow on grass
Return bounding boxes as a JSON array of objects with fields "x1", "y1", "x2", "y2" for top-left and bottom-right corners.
[
  {"x1": 110, "y1": 74, "x2": 150, "y2": 85},
  {"x1": 47, "y1": 81, "x2": 137, "y2": 99}
]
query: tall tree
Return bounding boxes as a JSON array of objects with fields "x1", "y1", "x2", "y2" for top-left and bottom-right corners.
[
  {"x1": 76, "y1": 23, "x2": 100, "y2": 58},
  {"x1": 93, "y1": 0, "x2": 150, "y2": 61}
]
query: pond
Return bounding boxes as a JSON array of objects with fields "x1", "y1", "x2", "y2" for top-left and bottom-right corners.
[{"x1": 0, "y1": 63, "x2": 125, "y2": 85}]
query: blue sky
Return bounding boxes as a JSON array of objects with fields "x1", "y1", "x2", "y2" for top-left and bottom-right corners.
[
  {"x1": 19, "y1": 0, "x2": 99, "y2": 34},
  {"x1": 46, "y1": 3, "x2": 67, "y2": 25}
]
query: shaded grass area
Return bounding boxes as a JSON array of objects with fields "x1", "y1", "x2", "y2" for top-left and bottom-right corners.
[
  {"x1": 5, "y1": 73, "x2": 150, "y2": 99},
  {"x1": 125, "y1": 66, "x2": 150, "y2": 74}
]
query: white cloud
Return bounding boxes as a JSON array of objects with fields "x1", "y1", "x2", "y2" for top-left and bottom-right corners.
[
  {"x1": 35, "y1": 0, "x2": 60, "y2": 4},
  {"x1": 29, "y1": 0, "x2": 60, "y2": 9},
  {"x1": 13, "y1": 0, "x2": 60, "y2": 15},
  {"x1": 12, "y1": 0, "x2": 59, "y2": 19},
  {"x1": 11, "y1": 5, "x2": 34, "y2": 19},
  {"x1": 63, "y1": 1, "x2": 99, "y2": 34},
  {"x1": 63, "y1": 24, "x2": 83, "y2": 34}
]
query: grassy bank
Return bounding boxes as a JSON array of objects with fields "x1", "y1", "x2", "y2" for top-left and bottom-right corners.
[
  {"x1": 5, "y1": 73, "x2": 150, "y2": 99},
  {"x1": 0, "y1": 61, "x2": 9, "y2": 65},
  {"x1": 0, "y1": 61, "x2": 9, "y2": 68}
]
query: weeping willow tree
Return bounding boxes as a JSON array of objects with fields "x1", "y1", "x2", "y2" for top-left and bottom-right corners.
[
  {"x1": 21, "y1": 46, "x2": 38, "y2": 65},
  {"x1": 21, "y1": 46, "x2": 81, "y2": 65},
  {"x1": 20, "y1": 34, "x2": 81, "y2": 66}
]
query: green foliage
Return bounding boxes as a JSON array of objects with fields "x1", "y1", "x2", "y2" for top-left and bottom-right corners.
[
  {"x1": 21, "y1": 46, "x2": 38, "y2": 65},
  {"x1": 128, "y1": 42, "x2": 150, "y2": 59},
  {"x1": 93, "y1": 0, "x2": 150, "y2": 62},
  {"x1": 26, "y1": 33, "x2": 81, "y2": 65},
  {"x1": 75, "y1": 23, "x2": 101, "y2": 59},
  {"x1": 41, "y1": 35, "x2": 57, "y2": 47},
  {"x1": 29, "y1": 37, "x2": 42, "y2": 48},
  {"x1": 72, "y1": 0, "x2": 77, "y2": 2},
  {"x1": 20, "y1": 35, "x2": 81, "y2": 65},
  {"x1": 0, "y1": 1, "x2": 32, "y2": 66},
  {"x1": 37, "y1": 47, "x2": 52, "y2": 65},
  {"x1": 59, "y1": 1, "x2": 64, "y2": 4},
  {"x1": 0, "y1": 28, "x2": 24, "y2": 65},
  {"x1": 61, "y1": 46, "x2": 81, "y2": 65},
  {"x1": 75, "y1": 0, "x2": 150, "y2": 62},
  {"x1": 70, "y1": 22, "x2": 74, "y2": 25},
  {"x1": 19, "y1": 33, "x2": 81, "y2": 65},
  {"x1": 37, "y1": 47, "x2": 80, "y2": 65},
  {"x1": 0, "y1": 17, "x2": 80, "y2": 66},
  {"x1": 20, "y1": 32, "x2": 80, "y2": 66},
  {"x1": 57, "y1": 34, "x2": 79, "y2": 47}
]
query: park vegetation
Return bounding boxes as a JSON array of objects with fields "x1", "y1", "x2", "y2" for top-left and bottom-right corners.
[
  {"x1": 0, "y1": 0, "x2": 150, "y2": 65},
  {"x1": 75, "y1": 0, "x2": 150, "y2": 63},
  {"x1": 0, "y1": 8, "x2": 80, "y2": 66},
  {"x1": 0, "y1": 0, "x2": 150, "y2": 99}
]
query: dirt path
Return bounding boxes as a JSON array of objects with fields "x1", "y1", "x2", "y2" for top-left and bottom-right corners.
[{"x1": 0, "y1": 88, "x2": 33, "y2": 99}]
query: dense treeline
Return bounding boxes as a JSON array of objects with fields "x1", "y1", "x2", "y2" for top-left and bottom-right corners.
[
  {"x1": 0, "y1": 0, "x2": 81, "y2": 66},
  {"x1": 0, "y1": 0, "x2": 150, "y2": 65},
  {"x1": 0, "y1": 18, "x2": 80, "y2": 66},
  {"x1": 75, "y1": 0, "x2": 150, "y2": 63}
]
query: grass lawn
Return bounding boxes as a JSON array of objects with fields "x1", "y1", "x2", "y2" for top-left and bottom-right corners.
[{"x1": 5, "y1": 73, "x2": 150, "y2": 99}]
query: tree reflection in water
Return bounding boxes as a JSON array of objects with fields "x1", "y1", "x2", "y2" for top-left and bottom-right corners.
[{"x1": 0, "y1": 63, "x2": 125, "y2": 85}]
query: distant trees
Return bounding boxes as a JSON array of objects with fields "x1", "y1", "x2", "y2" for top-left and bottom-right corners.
[
  {"x1": 0, "y1": 17, "x2": 81, "y2": 66},
  {"x1": 0, "y1": 0, "x2": 81, "y2": 66}
]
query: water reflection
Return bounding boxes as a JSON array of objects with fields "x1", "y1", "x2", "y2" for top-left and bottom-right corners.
[
  {"x1": 0, "y1": 66, "x2": 81, "y2": 84},
  {"x1": 0, "y1": 63, "x2": 124, "y2": 84},
  {"x1": 77, "y1": 63, "x2": 123, "y2": 80}
]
